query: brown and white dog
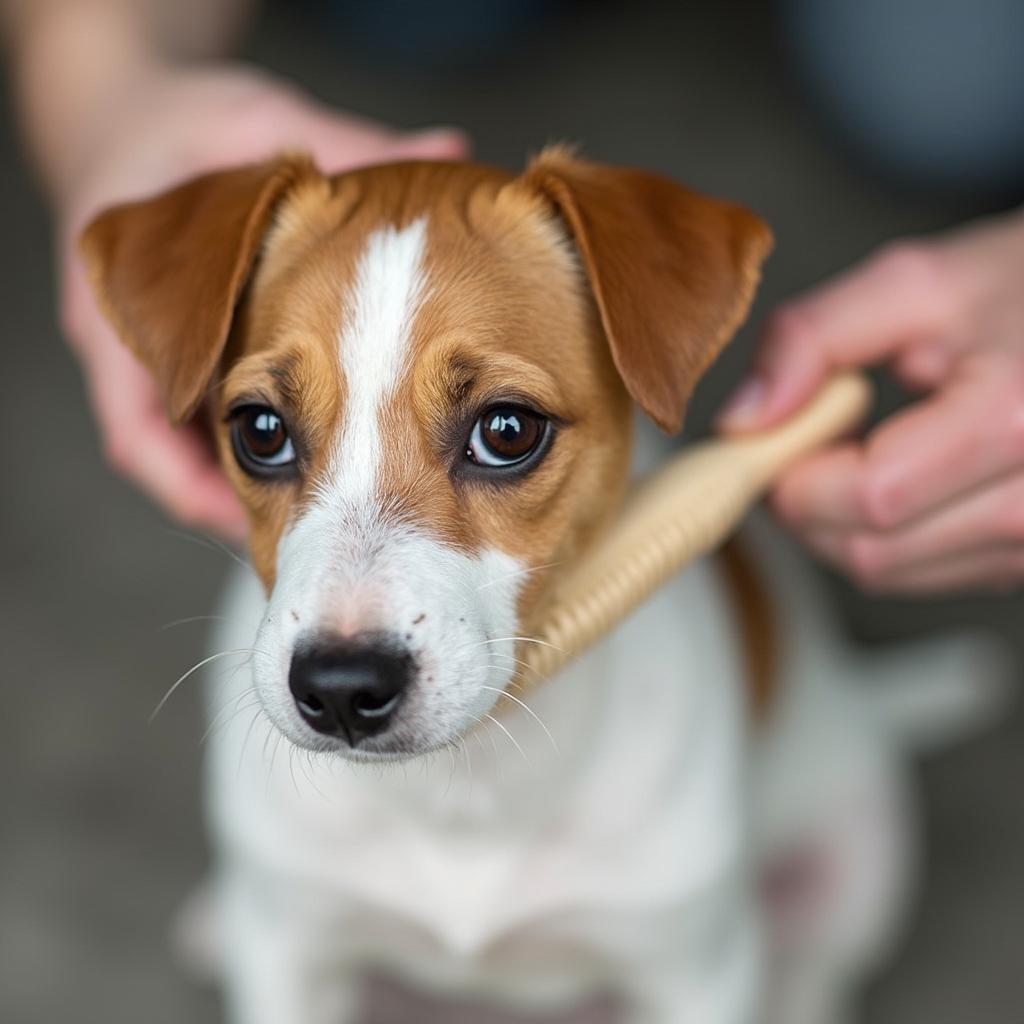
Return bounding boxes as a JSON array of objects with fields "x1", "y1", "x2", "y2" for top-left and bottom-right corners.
[{"x1": 81, "y1": 151, "x2": 999, "y2": 1023}]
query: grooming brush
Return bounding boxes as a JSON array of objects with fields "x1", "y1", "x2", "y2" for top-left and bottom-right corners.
[{"x1": 519, "y1": 373, "x2": 872, "y2": 682}]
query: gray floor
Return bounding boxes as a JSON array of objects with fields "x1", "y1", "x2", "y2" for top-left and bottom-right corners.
[{"x1": 2, "y1": 3, "x2": 1023, "y2": 1022}]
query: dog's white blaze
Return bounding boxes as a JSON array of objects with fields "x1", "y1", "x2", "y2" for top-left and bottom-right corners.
[
  {"x1": 251, "y1": 216, "x2": 526, "y2": 756},
  {"x1": 333, "y1": 217, "x2": 427, "y2": 505}
]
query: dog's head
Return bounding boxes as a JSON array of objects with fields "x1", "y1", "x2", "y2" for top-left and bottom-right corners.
[{"x1": 81, "y1": 150, "x2": 770, "y2": 760}]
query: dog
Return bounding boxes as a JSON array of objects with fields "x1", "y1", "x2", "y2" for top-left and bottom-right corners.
[{"x1": 81, "y1": 150, "x2": 1006, "y2": 1023}]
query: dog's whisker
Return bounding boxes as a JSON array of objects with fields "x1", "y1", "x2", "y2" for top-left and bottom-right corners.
[
  {"x1": 483, "y1": 713, "x2": 533, "y2": 770},
  {"x1": 299, "y1": 752, "x2": 316, "y2": 794},
  {"x1": 478, "y1": 657, "x2": 533, "y2": 691},
  {"x1": 438, "y1": 736, "x2": 472, "y2": 796},
  {"x1": 237, "y1": 707, "x2": 266, "y2": 781},
  {"x1": 486, "y1": 668, "x2": 531, "y2": 694},
  {"x1": 219, "y1": 656, "x2": 256, "y2": 690},
  {"x1": 445, "y1": 634, "x2": 554, "y2": 669},
  {"x1": 459, "y1": 736, "x2": 473, "y2": 788},
  {"x1": 204, "y1": 695, "x2": 263, "y2": 746},
  {"x1": 160, "y1": 614, "x2": 231, "y2": 631},
  {"x1": 265, "y1": 731, "x2": 285, "y2": 796},
  {"x1": 301, "y1": 752, "x2": 329, "y2": 801},
  {"x1": 150, "y1": 649, "x2": 254, "y2": 723},
  {"x1": 479, "y1": 685, "x2": 559, "y2": 754},
  {"x1": 483, "y1": 649, "x2": 534, "y2": 668},
  {"x1": 483, "y1": 652, "x2": 539, "y2": 681},
  {"x1": 200, "y1": 687, "x2": 258, "y2": 744},
  {"x1": 204, "y1": 698, "x2": 261, "y2": 748},
  {"x1": 476, "y1": 636, "x2": 563, "y2": 652},
  {"x1": 471, "y1": 727, "x2": 489, "y2": 759},
  {"x1": 260, "y1": 712, "x2": 277, "y2": 767},
  {"x1": 443, "y1": 743, "x2": 458, "y2": 795},
  {"x1": 475, "y1": 561, "x2": 562, "y2": 592},
  {"x1": 164, "y1": 528, "x2": 256, "y2": 577},
  {"x1": 480, "y1": 716, "x2": 505, "y2": 778},
  {"x1": 287, "y1": 745, "x2": 301, "y2": 797},
  {"x1": 456, "y1": 714, "x2": 499, "y2": 778}
]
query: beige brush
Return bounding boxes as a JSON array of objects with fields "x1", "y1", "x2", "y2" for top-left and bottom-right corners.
[{"x1": 519, "y1": 372, "x2": 873, "y2": 683}]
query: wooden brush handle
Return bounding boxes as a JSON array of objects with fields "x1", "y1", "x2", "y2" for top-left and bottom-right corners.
[{"x1": 520, "y1": 373, "x2": 872, "y2": 682}]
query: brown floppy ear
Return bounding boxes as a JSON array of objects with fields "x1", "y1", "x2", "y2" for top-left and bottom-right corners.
[
  {"x1": 521, "y1": 148, "x2": 773, "y2": 433},
  {"x1": 79, "y1": 155, "x2": 317, "y2": 424}
]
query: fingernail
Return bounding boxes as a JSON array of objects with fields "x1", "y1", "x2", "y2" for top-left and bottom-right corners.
[{"x1": 718, "y1": 376, "x2": 767, "y2": 428}]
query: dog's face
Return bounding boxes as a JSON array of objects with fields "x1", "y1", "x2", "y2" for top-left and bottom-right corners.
[{"x1": 82, "y1": 151, "x2": 770, "y2": 760}]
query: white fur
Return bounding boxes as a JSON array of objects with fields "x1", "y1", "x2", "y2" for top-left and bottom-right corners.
[
  {"x1": 250, "y1": 218, "x2": 523, "y2": 758},
  {"x1": 204, "y1": 456, "x2": 1008, "y2": 1024},
  {"x1": 193, "y1": 225, "x2": 1006, "y2": 1021},
  {"x1": 208, "y1": 501, "x2": 972, "y2": 1024},
  {"x1": 208, "y1": 542, "x2": 762, "y2": 1022},
  {"x1": 334, "y1": 217, "x2": 426, "y2": 505}
]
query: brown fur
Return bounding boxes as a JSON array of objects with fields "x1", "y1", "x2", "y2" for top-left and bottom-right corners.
[
  {"x1": 80, "y1": 151, "x2": 773, "y2": 699},
  {"x1": 717, "y1": 538, "x2": 779, "y2": 717},
  {"x1": 80, "y1": 156, "x2": 319, "y2": 424},
  {"x1": 523, "y1": 147, "x2": 773, "y2": 432}
]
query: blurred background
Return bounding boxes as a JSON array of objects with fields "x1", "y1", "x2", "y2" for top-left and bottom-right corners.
[{"x1": 2, "y1": 1, "x2": 1023, "y2": 1021}]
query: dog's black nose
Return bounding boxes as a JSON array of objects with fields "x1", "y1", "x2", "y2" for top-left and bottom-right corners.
[{"x1": 288, "y1": 639, "x2": 412, "y2": 745}]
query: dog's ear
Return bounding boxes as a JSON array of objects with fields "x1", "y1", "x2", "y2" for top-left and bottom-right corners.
[
  {"x1": 521, "y1": 149, "x2": 773, "y2": 433},
  {"x1": 79, "y1": 155, "x2": 318, "y2": 424}
]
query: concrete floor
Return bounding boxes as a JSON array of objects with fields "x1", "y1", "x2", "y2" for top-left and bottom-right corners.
[{"x1": 1, "y1": 3, "x2": 1022, "y2": 1022}]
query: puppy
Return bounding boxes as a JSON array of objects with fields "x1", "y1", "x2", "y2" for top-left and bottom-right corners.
[{"x1": 81, "y1": 151, "x2": 992, "y2": 1023}]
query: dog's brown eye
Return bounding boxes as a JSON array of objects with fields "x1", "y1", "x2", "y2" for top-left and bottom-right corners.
[
  {"x1": 466, "y1": 406, "x2": 547, "y2": 468},
  {"x1": 231, "y1": 406, "x2": 296, "y2": 477}
]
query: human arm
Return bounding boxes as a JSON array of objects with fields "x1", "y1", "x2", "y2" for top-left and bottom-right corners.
[{"x1": 4, "y1": 0, "x2": 467, "y2": 538}]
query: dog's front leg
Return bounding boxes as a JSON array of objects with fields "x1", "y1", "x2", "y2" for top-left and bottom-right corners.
[
  {"x1": 219, "y1": 869, "x2": 359, "y2": 1024},
  {"x1": 617, "y1": 890, "x2": 763, "y2": 1024}
]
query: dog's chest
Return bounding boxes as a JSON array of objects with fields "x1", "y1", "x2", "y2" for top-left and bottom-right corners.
[{"x1": 206, "y1": 557, "x2": 750, "y2": 958}]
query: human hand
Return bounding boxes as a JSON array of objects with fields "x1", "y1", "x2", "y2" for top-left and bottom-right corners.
[
  {"x1": 59, "y1": 62, "x2": 468, "y2": 540},
  {"x1": 717, "y1": 208, "x2": 1024, "y2": 594}
]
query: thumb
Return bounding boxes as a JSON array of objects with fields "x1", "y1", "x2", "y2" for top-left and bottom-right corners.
[
  {"x1": 381, "y1": 127, "x2": 471, "y2": 162},
  {"x1": 304, "y1": 112, "x2": 470, "y2": 173},
  {"x1": 718, "y1": 244, "x2": 948, "y2": 433}
]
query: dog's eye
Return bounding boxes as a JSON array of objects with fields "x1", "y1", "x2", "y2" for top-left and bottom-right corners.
[
  {"x1": 230, "y1": 406, "x2": 296, "y2": 477},
  {"x1": 466, "y1": 406, "x2": 547, "y2": 468}
]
